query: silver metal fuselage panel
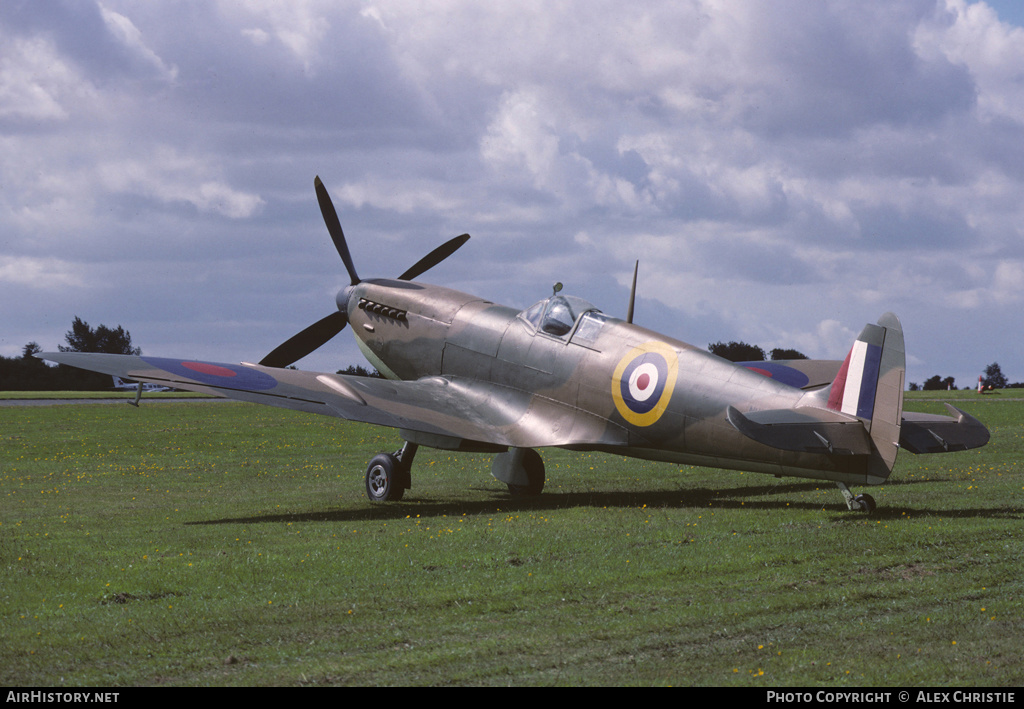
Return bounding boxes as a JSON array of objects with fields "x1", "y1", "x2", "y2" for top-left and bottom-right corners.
[{"x1": 348, "y1": 279, "x2": 881, "y2": 485}]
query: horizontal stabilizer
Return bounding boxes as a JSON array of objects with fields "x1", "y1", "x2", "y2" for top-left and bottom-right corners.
[
  {"x1": 899, "y1": 404, "x2": 990, "y2": 454},
  {"x1": 727, "y1": 406, "x2": 872, "y2": 455}
]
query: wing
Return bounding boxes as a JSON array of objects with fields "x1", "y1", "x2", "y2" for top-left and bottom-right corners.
[
  {"x1": 39, "y1": 353, "x2": 627, "y2": 450},
  {"x1": 737, "y1": 359, "x2": 844, "y2": 389}
]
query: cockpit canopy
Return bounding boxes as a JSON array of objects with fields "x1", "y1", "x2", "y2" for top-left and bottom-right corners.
[{"x1": 519, "y1": 294, "x2": 601, "y2": 338}]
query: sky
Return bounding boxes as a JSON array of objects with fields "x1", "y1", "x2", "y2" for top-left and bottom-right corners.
[{"x1": 3, "y1": 0, "x2": 1023, "y2": 389}]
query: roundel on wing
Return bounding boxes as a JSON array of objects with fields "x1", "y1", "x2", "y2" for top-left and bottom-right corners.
[
  {"x1": 142, "y1": 356, "x2": 279, "y2": 391},
  {"x1": 611, "y1": 342, "x2": 678, "y2": 426},
  {"x1": 740, "y1": 361, "x2": 811, "y2": 389}
]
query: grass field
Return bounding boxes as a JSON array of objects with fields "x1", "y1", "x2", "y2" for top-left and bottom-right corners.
[
  {"x1": 0, "y1": 391, "x2": 211, "y2": 400},
  {"x1": 1, "y1": 392, "x2": 1021, "y2": 686}
]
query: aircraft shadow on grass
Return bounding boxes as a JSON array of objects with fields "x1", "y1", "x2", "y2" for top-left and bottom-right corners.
[{"x1": 185, "y1": 480, "x2": 1021, "y2": 526}]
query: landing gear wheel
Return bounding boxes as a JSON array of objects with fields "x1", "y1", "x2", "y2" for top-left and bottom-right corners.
[
  {"x1": 854, "y1": 493, "x2": 876, "y2": 513},
  {"x1": 365, "y1": 453, "x2": 405, "y2": 502},
  {"x1": 506, "y1": 448, "x2": 545, "y2": 497},
  {"x1": 837, "y1": 483, "x2": 878, "y2": 513}
]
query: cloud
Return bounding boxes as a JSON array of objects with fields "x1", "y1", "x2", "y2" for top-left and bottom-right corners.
[
  {"x1": 95, "y1": 150, "x2": 265, "y2": 219},
  {"x1": 0, "y1": 256, "x2": 85, "y2": 288},
  {"x1": 226, "y1": 0, "x2": 333, "y2": 72},
  {"x1": 989, "y1": 260, "x2": 1024, "y2": 304},
  {"x1": 0, "y1": 32, "x2": 98, "y2": 121},
  {"x1": 918, "y1": 0, "x2": 1024, "y2": 121},
  {"x1": 98, "y1": 3, "x2": 178, "y2": 82},
  {"x1": 3, "y1": 0, "x2": 1024, "y2": 384}
]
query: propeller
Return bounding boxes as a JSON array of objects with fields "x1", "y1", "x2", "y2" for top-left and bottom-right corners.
[
  {"x1": 315, "y1": 176, "x2": 360, "y2": 286},
  {"x1": 398, "y1": 233, "x2": 470, "y2": 281},
  {"x1": 626, "y1": 260, "x2": 638, "y2": 324},
  {"x1": 258, "y1": 176, "x2": 470, "y2": 368},
  {"x1": 259, "y1": 311, "x2": 348, "y2": 369}
]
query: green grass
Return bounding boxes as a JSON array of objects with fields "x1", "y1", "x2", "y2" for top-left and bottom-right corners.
[
  {"x1": 0, "y1": 390, "x2": 211, "y2": 400},
  {"x1": 903, "y1": 388, "x2": 1024, "y2": 401},
  {"x1": 1, "y1": 394, "x2": 1021, "y2": 686}
]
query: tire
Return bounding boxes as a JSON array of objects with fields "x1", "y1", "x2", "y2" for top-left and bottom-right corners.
[
  {"x1": 854, "y1": 493, "x2": 876, "y2": 513},
  {"x1": 366, "y1": 453, "x2": 405, "y2": 502},
  {"x1": 506, "y1": 448, "x2": 545, "y2": 496}
]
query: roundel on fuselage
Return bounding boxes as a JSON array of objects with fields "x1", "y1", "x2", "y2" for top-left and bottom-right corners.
[{"x1": 611, "y1": 341, "x2": 678, "y2": 426}]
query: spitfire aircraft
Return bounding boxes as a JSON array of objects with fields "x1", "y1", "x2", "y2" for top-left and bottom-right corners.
[{"x1": 42, "y1": 177, "x2": 990, "y2": 512}]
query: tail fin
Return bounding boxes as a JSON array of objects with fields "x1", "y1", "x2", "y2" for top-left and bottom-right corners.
[{"x1": 827, "y1": 313, "x2": 905, "y2": 480}]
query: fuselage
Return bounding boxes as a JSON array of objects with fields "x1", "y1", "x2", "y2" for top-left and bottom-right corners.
[{"x1": 344, "y1": 278, "x2": 879, "y2": 485}]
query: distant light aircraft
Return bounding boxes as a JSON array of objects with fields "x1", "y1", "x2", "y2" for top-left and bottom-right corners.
[
  {"x1": 113, "y1": 376, "x2": 171, "y2": 393},
  {"x1": 42, "y1": 177, "x2": 990, "y2": 512}
]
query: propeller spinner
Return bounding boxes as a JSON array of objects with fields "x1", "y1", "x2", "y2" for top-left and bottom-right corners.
[{"x1": 258, "y1": 177, "x2": 470, "y2": 368}]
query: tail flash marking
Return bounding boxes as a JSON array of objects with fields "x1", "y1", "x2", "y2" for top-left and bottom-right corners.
[
  {"x1": 841, "y1": 340, "x2": 882, "y2": 419},
  {"x1": 827, "y1": 334, "x2": 883, "y2": 420},
  {"x1": 824, "y1": 312, "x2": 905, "y2": 482}
]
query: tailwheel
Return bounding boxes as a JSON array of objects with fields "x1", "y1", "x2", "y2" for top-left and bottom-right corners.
[
  {"x1": 853, "y1": 493, "x2": 876, "y2": 513},
  {"x1": 837, "y1": 483, "x2": 876, "y2": 513}
]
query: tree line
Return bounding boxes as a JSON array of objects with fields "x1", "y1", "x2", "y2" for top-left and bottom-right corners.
[
  {"x1": 707, "y1": 341, "x2": 808, "y2": 362},
  {"x1": 1, "y1": 317, "x2": 382, "y2": 391},
  {"x1": 908, "y1": 362, "x2": 1023, "y2": 391},
  {"x1": 0, "y1": 318, "x2": 139, "y2": 391}
]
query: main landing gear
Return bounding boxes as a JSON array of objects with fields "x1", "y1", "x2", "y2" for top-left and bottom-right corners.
[
  {"x1": 363, "y1": 443, "x2": 547, "y2": 501},
  {"x1": 491, "y1": 447, "x2": 545, "y2": 496},
  {"x1": 365, "y1": 441, "x2": 417, "y2": 502},
  {"x1": 837, "y1": 482, "x2": 876, "y2": 513}
]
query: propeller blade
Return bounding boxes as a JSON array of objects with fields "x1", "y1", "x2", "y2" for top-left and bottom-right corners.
[
  {"x1": 315, "y1": 176, "x2": 360, "y2": 286},
  {"x1": 397, "y1": 233, "x2": 471, "y2": 281},
  {"x1": 259, "y1": 311, "x2": 348, "y2": 368},
  {"x1": 626, "y1": 260, "x2": 638, "y2": 324}
]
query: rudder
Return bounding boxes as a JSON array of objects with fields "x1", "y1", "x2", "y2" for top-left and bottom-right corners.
[{"x1": 827, "y1": 313, "x2": 905, "y2": 481}]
